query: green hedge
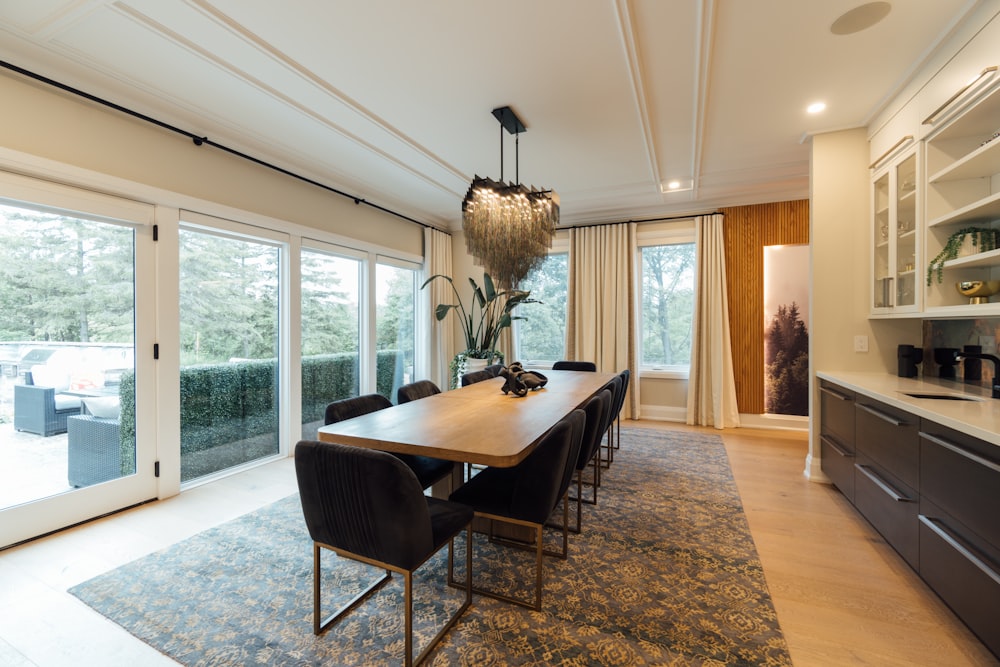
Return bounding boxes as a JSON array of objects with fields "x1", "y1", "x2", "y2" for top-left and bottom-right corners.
[{"x1": 117, "y1": 350, "x2": 403, "y2": 469}]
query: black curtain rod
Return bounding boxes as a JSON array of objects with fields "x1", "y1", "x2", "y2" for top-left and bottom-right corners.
[
  {"x1": 0, "y1": 59, "x2": 434, "y2": 230},
  {"x1": 558, "y1": 211, "x2": 720, "y2": 231}
]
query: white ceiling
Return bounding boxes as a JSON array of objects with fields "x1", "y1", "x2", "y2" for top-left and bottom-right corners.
[{"x1": 0, "y1": 0, "x2": 984, "y2": 231}]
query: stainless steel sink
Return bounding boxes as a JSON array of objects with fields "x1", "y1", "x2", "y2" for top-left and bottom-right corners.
[{"x1": 902, "y1": 392, "x2": 983, "y2": 402}]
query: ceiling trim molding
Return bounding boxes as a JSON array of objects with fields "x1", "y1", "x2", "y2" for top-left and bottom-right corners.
[
  {"x1": 614, "y1": 0, "x2": 660, "y2": 190},
  {"x1": 691, "y1": 0, "x2": 717, "y2": 200},
  {"x1": 118, "y1": 1, "x2": 467, "y2": 197}
]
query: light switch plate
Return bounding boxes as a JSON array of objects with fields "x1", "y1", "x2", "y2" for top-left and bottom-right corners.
[{"x1": 854, "y1": 335, "x2": 869, "y2": 352}]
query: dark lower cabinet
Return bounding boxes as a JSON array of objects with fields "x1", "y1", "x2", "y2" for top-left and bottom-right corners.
[
  {"x1": 820, "y1": 381, "x2": 855, "y2": 500},
  {"x1": 853, "y1": 453, "x2": 919, "y2": 568},
  {"x1": 818, "y1": 380, "x2": 1000, "y2": 660},
  {"x1": 919, "y1": 423, "x2": 1000, "y2": 658}
]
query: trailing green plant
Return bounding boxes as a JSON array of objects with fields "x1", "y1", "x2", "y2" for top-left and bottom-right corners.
[
  {"x1": 926, "y1": 227, "x2": 1000, "y2": 285},
  {"x1": 421, "y1": 272, "x2": 537, "y2": 360}
]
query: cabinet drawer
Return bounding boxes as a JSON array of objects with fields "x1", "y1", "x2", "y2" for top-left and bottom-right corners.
[
  {"x1": 820, "y1": 380, "x2": 855, "y2": 447},
  {"x1": 920, "y1": 421, "x2": 1000, "y2": 550},
  {"x1": 820, "y1": 434, "x2": 854, "y2": 501},
  {"x1": 855, "y1": 397, "x2": 919, "y2": 488},
  {"x1": 854, "y1": 454, "x2": 919, "y2": 568},
  {"x1": 919, "y1": 513, "x2": 1000, "y2": 659}
]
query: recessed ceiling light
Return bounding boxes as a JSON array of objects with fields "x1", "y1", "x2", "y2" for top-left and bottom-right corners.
[
  {"x1": 830, "y1": 2, "x2": 892, "y2": 35},
  {"x1": 807, "y1": 102, "x2": 827, "y2": 114},
  {"x1": 660, "y1": 179, "x2": 692, "y2": 194}
]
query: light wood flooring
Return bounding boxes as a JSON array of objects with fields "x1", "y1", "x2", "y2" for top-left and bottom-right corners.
[{"x1": 0, "y1": 421, "x2": 996, "y2": 666}]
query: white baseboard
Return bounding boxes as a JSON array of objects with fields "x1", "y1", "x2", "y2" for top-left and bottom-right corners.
[
  {"x1": 638, "y1": 406, "x2": 809, "y2": 432},
  {"x1": 637, "y1": 405, "x2": 687, "y2": 422},
  {"x1": 738, "y1": 413, "x2": 808, "y2": 432}
]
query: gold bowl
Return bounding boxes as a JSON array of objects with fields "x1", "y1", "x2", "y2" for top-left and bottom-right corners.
[{"x1": 956, "y1": 280, "x2": 1000, "y2": 303}]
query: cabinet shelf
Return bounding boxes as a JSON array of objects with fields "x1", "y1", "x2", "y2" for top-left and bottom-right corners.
[
  {"x1": 929, "y1": 136, "x2": 1000, "y2": 183},
  {"x1": 941, "y1": 247, "x2": 1000, "y2": 270},
  {"x1": 927, "y1": 190, "x2": 1000, "y2": 228}
]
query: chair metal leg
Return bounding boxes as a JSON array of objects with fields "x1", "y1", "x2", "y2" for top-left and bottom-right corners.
[
  {"x1": 457, "y1": 514, "x2": 546, "y2": 610},
  {"x1": 568, "y1": 462, "x2": 599, "y2": 534},
  {"x1": 313, "y1": 542, "x2": 391, "y2": 635},
  {"x1": 317, "y1": 531, "x2": 471, "y2": 665}
]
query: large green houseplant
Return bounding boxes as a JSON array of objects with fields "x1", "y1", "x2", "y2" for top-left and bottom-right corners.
[{"x1": 421, "y1": 272, "x2": 536, "y2": 384}]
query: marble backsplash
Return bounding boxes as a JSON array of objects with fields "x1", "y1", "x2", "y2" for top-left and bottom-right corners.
[{"x1": 919, "y1": 318, "x2": 1000, "y2": 387}]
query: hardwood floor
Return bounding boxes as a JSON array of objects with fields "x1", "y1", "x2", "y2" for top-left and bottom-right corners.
[{"x1": 0, "y1": 421, "x2": 996, "y2": 666}]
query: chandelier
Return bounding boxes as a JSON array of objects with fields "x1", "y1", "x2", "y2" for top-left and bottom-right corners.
[{"x1": 462, "y1": 106, "x2": 559, "y2": 290}]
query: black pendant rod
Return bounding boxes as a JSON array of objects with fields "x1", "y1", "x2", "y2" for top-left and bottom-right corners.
[{"x1": 0, "y1": 59, "x2": 433, "y2": 229}]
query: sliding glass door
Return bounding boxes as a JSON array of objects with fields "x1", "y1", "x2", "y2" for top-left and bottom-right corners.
[
  {"x1": 0, "y1": 175, "x2": 156, "y2": 548},
  {"x1": 178, "y1": 216, "x2": 284, "y2": 483},
  {"x1": 300, "y1": 245, "x2": 362, "y2": 440}
]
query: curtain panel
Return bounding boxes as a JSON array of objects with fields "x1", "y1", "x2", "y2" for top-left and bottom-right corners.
[
  {"x1": 421, "y1": 227, "x2": 454, "y2": 391},
  {"x1": 686, "y1": 214, "x2": 740, "y2": 428},
  {"x1": 567, "y1": 222, "x2": 638, "y2": 418}
]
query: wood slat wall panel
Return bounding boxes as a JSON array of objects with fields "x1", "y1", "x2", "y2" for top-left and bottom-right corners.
[{"x1": 720, "y1": 200, "x2": 810, "y2": 414}]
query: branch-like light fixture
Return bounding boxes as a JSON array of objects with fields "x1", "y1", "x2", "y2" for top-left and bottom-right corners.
[{"x1": 462, "y1": 106, "x2": 559, "y2": 290}]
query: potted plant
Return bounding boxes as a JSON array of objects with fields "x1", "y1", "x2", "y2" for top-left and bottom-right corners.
[
  {"x1": 421, "y1": 272, "x2": 537, "y2": 387},
  {"x1": 927, "y1": 227, "x2": 1000, "y2": 285}
]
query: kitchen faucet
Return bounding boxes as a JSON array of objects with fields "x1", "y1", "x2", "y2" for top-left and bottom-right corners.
[{"x1": 954, "y1": 351, "x2": 1000, "y2": 398}]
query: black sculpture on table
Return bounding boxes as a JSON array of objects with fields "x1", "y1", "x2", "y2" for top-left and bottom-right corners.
[{"x1": 499, "y1": 362, "x2": 548, "y2": 397}]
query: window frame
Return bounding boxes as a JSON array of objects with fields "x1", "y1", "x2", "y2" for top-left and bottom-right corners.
[
  {"x1": 637, "y1": 220, "x2": 697, "y2": 380},
  {"x1": 512, "y1": 234, "x2": 570, "y2": 368}
]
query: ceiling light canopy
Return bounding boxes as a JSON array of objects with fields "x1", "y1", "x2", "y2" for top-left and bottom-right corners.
[
  {"x1": 462, "y1": 106, "x2": 559, "y2": 290},
  {"x1": 807, "y1": 101, "x2": 827, "y2": 114}
]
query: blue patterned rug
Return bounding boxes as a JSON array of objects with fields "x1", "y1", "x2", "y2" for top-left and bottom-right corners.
[{"x1": 71, "y1": 428, "x2": 791, "y2": 665}]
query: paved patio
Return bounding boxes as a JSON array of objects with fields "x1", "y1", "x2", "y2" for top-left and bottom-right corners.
[{"x1": 0, "y1": 421, "x2": 72, "y2": 509}]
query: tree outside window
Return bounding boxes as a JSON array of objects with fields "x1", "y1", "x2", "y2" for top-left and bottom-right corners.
[
  {"x1": 515, "y1": 253, "x2": 568, "y2": 364},
  {"x1": 640, "y1": 243, "x2": 695, "y2": 370}
]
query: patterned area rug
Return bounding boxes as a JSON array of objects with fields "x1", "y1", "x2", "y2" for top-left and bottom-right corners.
[{"x1": 71, "y1": 428, "x2": 791, "y2": 666}]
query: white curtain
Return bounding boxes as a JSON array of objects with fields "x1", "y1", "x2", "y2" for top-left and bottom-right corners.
[
  {"x1": 686, "y1": 214, "x2": 740, "y2": 428},
  {"x1": 567, "y1": 222, "x2": 639, "y2": 418},
  {"x1": 421, "y1": 227, "x2": 454, "y2": 391}
]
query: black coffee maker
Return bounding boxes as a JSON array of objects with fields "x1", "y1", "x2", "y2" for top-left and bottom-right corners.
[{"x1": 897, "y1": 344, "x2": 923, "y2": 377}]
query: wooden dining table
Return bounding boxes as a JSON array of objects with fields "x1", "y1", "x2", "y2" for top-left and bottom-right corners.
[{"x1": 316, "y1": 369, "x2": 616, "y2": 468}]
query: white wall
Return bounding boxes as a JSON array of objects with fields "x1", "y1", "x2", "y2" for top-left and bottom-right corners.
[
  {"x1": 0, "y1": 72, "x2": 423, "y2": 256},
  {"x1": 807, "y1": 130, "x2": 922, "y2": 478}
]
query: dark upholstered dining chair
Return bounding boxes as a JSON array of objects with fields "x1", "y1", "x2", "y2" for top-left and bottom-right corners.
[
  {"x1": 552, "y1": 360, "x2": 597, "y2": 372},
  {"x1": 569, "y1": 388, "x2": 613, "y2": 533},
  {"x1": 396, "y1": 380, "x2": 441, "y2": 404},
  {"x1": 484, "y1": 363, "x2": 504, "y2": 377},
  {"x1": 448, "y1": 409, "x2": 585, "y2": 610},
  {"x1": 460, "y1": 369, "x2": 494, "y2": 387},
  {"x1": 294, "y1": 440, "x2": 472, "y2": 666},
  {"x1": 324, "y1": 394, "x2": 452, "y2": 491},
  {"x1": 604, "y1": 369, "x2": 631, "y2": 464}
]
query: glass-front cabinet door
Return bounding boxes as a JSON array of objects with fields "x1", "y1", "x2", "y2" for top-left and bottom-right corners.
[{"x1": 872, "y1": 148, "x2": 920, "y2": 314}]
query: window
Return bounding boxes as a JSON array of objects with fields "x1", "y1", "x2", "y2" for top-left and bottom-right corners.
[
  {"x1": 300, "y1": 246, "x2": 362, "y2": 439},
  {"x1": 515, "y1": 252, "x2": 568, "y2": 365},
  {"x1": 639, "y1": 225, "x2": 696, "y2": 375},
  {"x1": 376, "y1": 259, "x2": 418, "y2": 402},
  {"x1": 178, "y1": 222, "x2": 282, "y2": 482}
]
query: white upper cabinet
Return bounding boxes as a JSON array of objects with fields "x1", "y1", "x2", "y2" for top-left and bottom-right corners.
[
  {"x1": 871, "y1": 144, "x2": 920, "y2": 315},
  {"x1": 923, "y1": 75, "x2": 1000, "y2": 315}
]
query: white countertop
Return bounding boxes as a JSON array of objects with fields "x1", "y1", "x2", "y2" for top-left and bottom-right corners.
[{"x1": 816, "y1": 371, "x2": 1000, "y2": 447}]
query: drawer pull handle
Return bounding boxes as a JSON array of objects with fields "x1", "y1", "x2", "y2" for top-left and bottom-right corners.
[
  {"x1": 857, "y1": 403, "x2": 904, "y2": 426},
  {"x1": 821, "y1": 434, "x2": 851, "y2": 457},
  {"x1": 855, "y1": 464, "x2": 914, "y2": 502},
  {"x1": 919, "y1": 515, "x2": 1000, "y2": 587},
  {"x1": 820, "y1": 386, "x2": 852, "y2": 402},
  {"x1": 920, "y1": 431, "x2": 1000, "y2": 474}
]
